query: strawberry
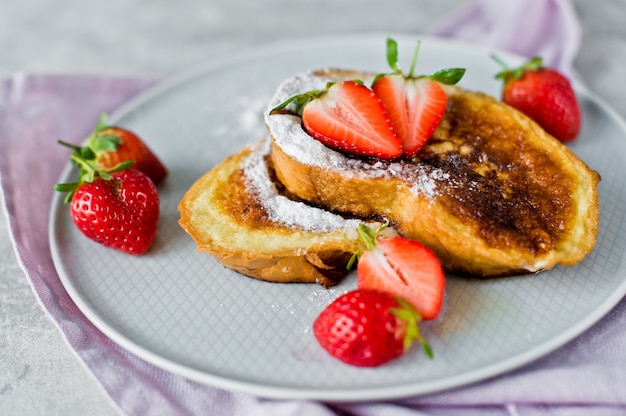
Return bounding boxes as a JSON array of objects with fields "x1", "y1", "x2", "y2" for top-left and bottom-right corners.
[
  {"x1": 67, "y1": 169, "x2": 159, "y2": 255},
  {"x1": 83, "y1": 113, "x2": 167, "y2": 184},
  {"x1": 313, "y1": 289, "x2": 433, "y2": 367},
  {"x1": 270, "y1": 80, "x2": 402, "y2": 159},
  {"x1": 55, "y1": 135, "x2": 160, "y2": 255},
  {"x1": 492, "y1": 56, "x2": 581, "y2": 142},
  {"x1": 351, "y1": 224, "x2": 445, "y2": 320},
  {"x1": 372, "y1": 38, "x2": 465, "y2": 157}
]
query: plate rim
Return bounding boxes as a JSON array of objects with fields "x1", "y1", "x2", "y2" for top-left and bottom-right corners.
[{"x1": 49, "y1": 32, "x2": 626, "y2": 402}]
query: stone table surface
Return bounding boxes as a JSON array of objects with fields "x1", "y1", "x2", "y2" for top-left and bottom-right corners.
[{"x1": 1, "y1": 0, "x2": 625, "y2": 415}]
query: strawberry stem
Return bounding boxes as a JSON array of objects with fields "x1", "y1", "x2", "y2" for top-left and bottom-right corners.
[
  {"x1": 492, "y1": 55, "x2": 543, "y2": 82},
  {"x1": 407, "y1": 40, "x2": 420, "y2": 78},
  {"x1": 490, "y1": 54, "x2": 510, "y2": 73}
]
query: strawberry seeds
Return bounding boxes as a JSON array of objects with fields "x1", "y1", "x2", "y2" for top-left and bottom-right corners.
[{"x1": 270, "y1": 38, "x2": 465, "y2": 160}]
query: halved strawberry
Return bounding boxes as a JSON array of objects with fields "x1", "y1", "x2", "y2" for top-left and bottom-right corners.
[
  {"x1": 352, "y1": 224, "x2": 445, "y2": 320},
  {"x1": 372, "y1": 38, "x2": 465, "y2": 157},
  {"x1": 270, "y1": 80, "x2": 402, "y2": 159}
]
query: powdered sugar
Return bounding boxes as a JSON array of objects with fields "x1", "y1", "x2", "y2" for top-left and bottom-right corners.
[
  {"x1": 263, "y1": 71, "x2": 448, "y2": 200},
  {"x1": 412, "y1": 169, "x2": 451, "y2": 199},
  {"x1": 242, "y1": 138, "x2": 362, "y2": 232},
  {"x1": 265, "y1": 72, "x2": 346, "y2": 168}
]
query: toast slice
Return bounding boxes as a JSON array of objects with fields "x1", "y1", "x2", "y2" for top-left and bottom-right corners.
[
  {"x1": 178, "y1": 138, "x2": 395, "y2": 287},
  {"x1": 265, "y1": 69, "x2": 600, "y2": 277}
]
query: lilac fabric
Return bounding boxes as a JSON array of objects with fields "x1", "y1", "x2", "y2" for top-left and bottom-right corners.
[
  {"x1": 1, "y1": 1, "x2": 624, "y2": 415},
  {"x1": 432, "y1": 0, "x2": 582, "y2": 78}
]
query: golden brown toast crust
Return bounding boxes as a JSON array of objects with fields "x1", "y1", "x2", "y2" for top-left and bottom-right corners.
[
  {"x1": 267, "y1": 69, "x2": 600, "y2": 277},
  {"x1": 178, "y1": 140, "x2": 394, "y2": 287}
]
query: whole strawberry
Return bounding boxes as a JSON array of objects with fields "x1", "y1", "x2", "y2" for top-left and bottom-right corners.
[
  {"x1": 493, "y1": 56, "x2": 581, "y2": 142},
  {"x1": 84, "y1": 113, "x2": 167, "y2": 184},
  {"x1": 55, "y1": 132, "x2": 161, "y2": 255},
  {"x1": 313, "y1": 289, "x2": 433, "y2": 367},
  {"x1": 68, "y1": 169, "x2": 159, "y2": 255}
]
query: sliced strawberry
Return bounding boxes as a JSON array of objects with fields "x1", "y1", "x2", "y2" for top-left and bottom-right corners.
[
  {"x1": 271, "y1": 80, "x2": 402, "y2": 159},
  {"x1": 372, "y1": 38, "x2": 465, "y2": 157},
  {"x1": 354, "y1": 224, "x2": 445, "y2": 320},
  {"x1": 374, "y1": 75, "x2": 448, "y2": 156}
]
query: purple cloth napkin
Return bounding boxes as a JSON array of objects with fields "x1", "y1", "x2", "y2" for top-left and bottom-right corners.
[
  {"x1": 1, "y1": 1, "x2": 625, "y2": 415},
  {"x1": 432, "y1": 0, "x2": 581, "y2": 78}
]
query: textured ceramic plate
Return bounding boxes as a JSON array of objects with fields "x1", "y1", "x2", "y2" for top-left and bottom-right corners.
[{"x1": 49, "y1": 34, "x2": 626, "y2": 402}]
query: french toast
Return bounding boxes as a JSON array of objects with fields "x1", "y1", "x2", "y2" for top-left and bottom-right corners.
[
  {"x1": 265, "y1": 69, "x2": 600, "y2": 277},
  {"x1": 178, "y1": 138, "x2": 395, "y2": 287}
]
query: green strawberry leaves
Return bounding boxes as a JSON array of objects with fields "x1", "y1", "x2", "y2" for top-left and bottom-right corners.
[
  {"x1": 390, "y1": 298, "x2": 434, "y2": 358},
  {"x1": 430, "y1": 67, "x2": 467, "y2": 85},
  {"x1": 492, "y1": 55, "x2": 543, "y2": 83},
  {"x1": 347, "y1": 222, "x2": 390, "y2": 270},
  {"x1": 86, "y1": 113, "x2": 123, "y2": 153},
  {"x1": 269, "y1": 86, "x2": 328, "y2": 115},
  {"x1": 376, "y1": 37, "x2": 466, "y2": 85},
  {"x1": 54, "y1": 113, "x2": 134, "y2": 203}
]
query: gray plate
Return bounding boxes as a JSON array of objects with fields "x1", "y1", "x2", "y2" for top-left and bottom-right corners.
[{"x1": 49, "y1": 34, "x2": 626, "y2": 401}]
